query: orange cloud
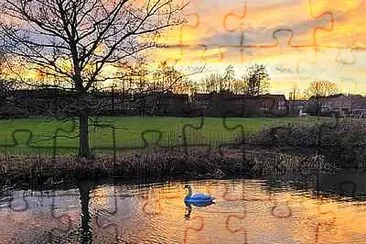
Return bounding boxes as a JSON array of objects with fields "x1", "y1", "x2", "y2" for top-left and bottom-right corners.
[{"x1": 152, "y1": 0, "x2": 366, "y2": 95}]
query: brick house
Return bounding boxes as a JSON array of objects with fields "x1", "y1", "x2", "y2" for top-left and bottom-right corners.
[
  {"x1": 308, "y1": 94, "x2": 366, "y2": 117},
  {"x1": 191, "y1": 92, "x2": 288, "y2": 117}
]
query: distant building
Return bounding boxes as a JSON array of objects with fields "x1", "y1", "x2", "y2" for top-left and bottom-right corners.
[
  {"x1": 288, "y1": 100, "x2": 309, "y2": 117},
  {"x1": 307, "y1": 94, "x2": 366, "y2": 117},
  {"x1": 138, "y1": 92, "x2": 189, "y2": 116},
  {"x1": 191, "y1": 92, "x2": 288, "y2": 117},
  {"x1": 3, "y1": 88, "x2": 293, "y2": 118}
]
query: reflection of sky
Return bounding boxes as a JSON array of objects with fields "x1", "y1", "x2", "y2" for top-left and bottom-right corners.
[
  {"x1": 153, "y1": 0, "x2": 366, "y2": 95},
  {"x1": 1, "y1": 178, "x2": 366, "y2": 243},
  {"x1": 0, "y1": 189, "x2": 81, "y2": 243}
]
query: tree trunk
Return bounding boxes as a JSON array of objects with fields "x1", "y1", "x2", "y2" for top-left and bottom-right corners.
[
  {"x1": 79, "y1": 114, "x2": 91, "y2": 158},
  {"x1": 316, "y1": 96, "x2": 320, "y2": 116}
]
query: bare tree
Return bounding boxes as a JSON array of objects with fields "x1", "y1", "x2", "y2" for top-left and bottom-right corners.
[
  {"x1": 289, "y1": 84, "x2": 307, "y2": 100},
  {"x1": 305, "y1": 80, "x2": 338, "y2": 116},
  {"x1": 0, "y1": 37, "x2": 7, "y2": 98},
  {"x1": 0, "y1": 34, "x2": 16, "y2": 108},
  {"x1": 0, "y1": 0, "x2": 185, "y2": 157},
  {"x1": 223, "y1": 64, "x2": 235, "y2": 91},
  {"x1": 152, "y1": 61, "x2": 191, "y2": 94},
  {"x1": 305, "y1": 80, "x2": 338, "y2": 98},
  {"x1": 202, "y1": 73, "x2": 223, "y2": 93}
]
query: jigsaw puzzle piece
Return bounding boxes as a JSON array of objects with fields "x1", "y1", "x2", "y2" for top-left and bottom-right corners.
[
  {"x1": 336, "y1": 48, "x2": 357, "y2": 65},
  {"x1": 252, "y1": 30, "x2": 317, "y2": 76},
  {"x1": 0, "y1": 128, "x2": 63, "y2": 155},
  {"x1": 223, "y1": 0, "x2": 333, "y2": 47},
  {"x1": 47, "y1": 190, "x2": 77, "y2": 242},
  {"x1": 219, "y1": 32, "x2": 255, "y2": 66},
  {"x1": 225, "y1": 213, "x2": 247, "y2": 243},
  {"x1": 158, "y1": 43, "x2": 209, "y2": 74},
  {"x1": 155, "y1": 0, "x2": 205, "y2": 66},
  {"x1": 141, "y1": 129, "x2": 164, "y2": 150},
  {"x1": 184, "y1": 215, "x2": 209, "y2": 244},
  {"x1": 297, "y1": 47, "x2": 366, "y2": 94},
  {"x1": 182, "y1": 107, "x2": 212, "y2": 155},
  {"x1": 0, "y1": 129, "x2": 34, "y2": 154},
  {"x1": 271, "y1": 200, "x2": 293, "y2": 219},
  {"x1": 0, "y1": 119, "x2": 59, "y2": 154},
  {"x1": 52, "y1": 119, "x2": 79, "y2": 155},
  {"x1": 92, "y1": 117, "x2": 174, "y2": 154},
  {"x1": 92, "y1": 182, "x2": 122, "y2": 243},
  {"x1": 309, "y1": 0, "x2": 366, "y2": 49},
  {"x1": 222, "y1": 181, "x2": 246, "y2": 202},
  {"x1": 8, "y1": 190, "x2": 29, "y2": 212},
  {"x1": 179, "y1": 0, "x2": 202, "y2": 45},
  {"x1": 89, "y1": 118, "x2": 117, "y2": 154},
  {"x1": 0, "y1": 118, "x2": 80, "y2": 156},
  {"x1": 314, "y1": 200, "x2": 337, "y2": 243},
  {"x1": 141, "y1": 187, "x2": 163, "y2": 216}
]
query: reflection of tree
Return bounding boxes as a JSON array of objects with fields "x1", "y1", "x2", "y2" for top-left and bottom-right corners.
[{"x1": 78, "y1": 180, "x2": 95, "y2": 244}]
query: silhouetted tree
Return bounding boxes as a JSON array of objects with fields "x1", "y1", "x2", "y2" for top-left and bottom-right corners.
[
  {"x1": 305, "y1": 80, "x2": 338, "y2": 98},
  {"x1": 152, "y1": 61, "x2": 187, "y2": 93},
  {"x1": 223, "y1": 65, "x2": 235, "y2": 91},
  {"x1": 202, "y1": 73, "x2": 223, "y2": 93},
  {"x1": 0, "y1": 36, "x2": 19, "y2": 111},
  {"x1": 305, "y1": 80, "x2": 338, "y2": 116},
  {"x1": 242, "y1": 63, "x2": 270, "y2": 96}
]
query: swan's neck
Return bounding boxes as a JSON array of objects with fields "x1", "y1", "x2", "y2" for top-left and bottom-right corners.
[{"x1": 186, "y1": 186, "x2": 192, "y2": 197}]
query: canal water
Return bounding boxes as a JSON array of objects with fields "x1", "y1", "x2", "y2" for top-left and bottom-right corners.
[{"x1": 1, "y1": 172, "x2": 366, "y2": 243}]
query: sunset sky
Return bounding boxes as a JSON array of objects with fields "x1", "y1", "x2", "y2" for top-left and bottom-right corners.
[{"x1": 153, "y1": 0, "x2": 366, "y2": 96}]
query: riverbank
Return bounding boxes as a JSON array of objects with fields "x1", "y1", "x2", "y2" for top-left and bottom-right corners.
[
  {"x1": 0, "y1": 145, "x2": 341, "y2": 190},
  {"x1": 1, "y1": 117, "x2": 364, "y2": 189},
  {"x1": 245, "y1": 118, "x2": 366, "y2": 169},
  {"x1": 0, "y1": 149, "x2": 245, "y2": 188}
]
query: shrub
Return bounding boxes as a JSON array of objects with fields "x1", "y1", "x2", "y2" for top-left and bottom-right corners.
[{"x1": 244, "y1": 119, "x2": 366, "y2": 169}]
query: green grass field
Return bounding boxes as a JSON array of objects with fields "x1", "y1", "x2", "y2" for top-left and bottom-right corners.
[{"x1": 0, "y1": 116, "x2": 324, "y2": 155}]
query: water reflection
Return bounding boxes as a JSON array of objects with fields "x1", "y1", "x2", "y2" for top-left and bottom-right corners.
[
  {"x1": 78, "y1": 180, "x2": 94, "y2": 244},
  {"x1": 184, "y1": 202, "x2": 215, "y2": 220},
  {"x1": 1, "y1": 173, "x2": 366, "y2": 243}
]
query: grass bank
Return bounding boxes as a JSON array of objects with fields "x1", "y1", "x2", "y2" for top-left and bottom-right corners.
[
  {"x1": 0, "y1": 116, "x2": 337, "y2": 187},
  {"x1": 0, "y1": 116, "x2": 323, "y2": 155}
]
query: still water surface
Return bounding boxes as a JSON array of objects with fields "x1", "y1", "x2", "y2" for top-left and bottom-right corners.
[{"x1": 1, "y1": 173, "x2": 366, "y2": 243}]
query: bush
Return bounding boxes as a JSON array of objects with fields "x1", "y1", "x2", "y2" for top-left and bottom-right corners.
[{"x1": 245, "y1": 119, "x2": 366, "y2": 169}]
